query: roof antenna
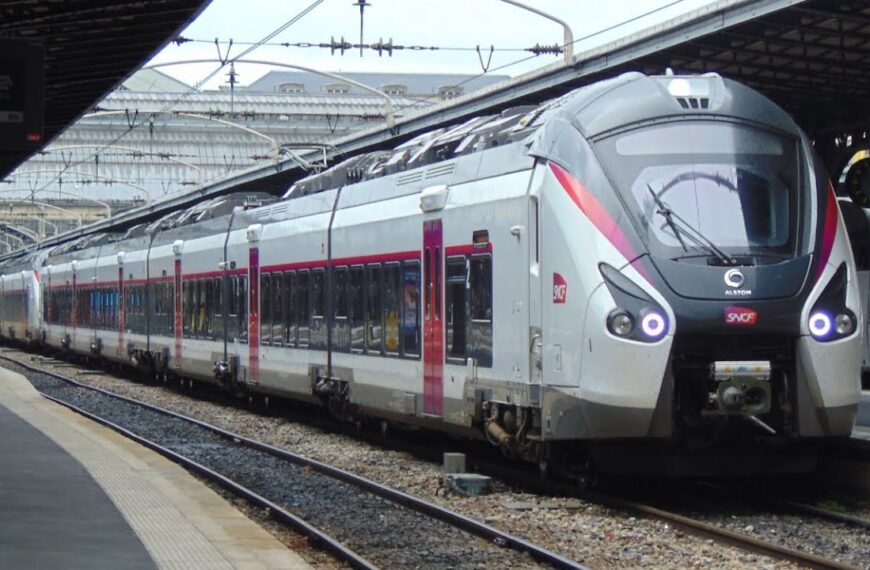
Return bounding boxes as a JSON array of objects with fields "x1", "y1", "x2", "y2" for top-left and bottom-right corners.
[{"x1": 353, "y1": 0, "x2": 371, "y2": 57}]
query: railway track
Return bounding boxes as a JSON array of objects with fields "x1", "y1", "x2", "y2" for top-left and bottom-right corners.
[
  {"x1": 2, "y1": 349, "x2": 867, "y2": 569},
  {"x1": 0, "y1": 353, "x2": 583, "y2": 570}
]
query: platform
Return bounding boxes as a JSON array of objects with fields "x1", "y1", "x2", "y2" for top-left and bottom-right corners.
[{"x1": 0, "y1": 366, "x2": 311, "y2": 569}]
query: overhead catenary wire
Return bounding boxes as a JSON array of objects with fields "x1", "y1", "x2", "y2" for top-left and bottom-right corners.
[{"x1": 452, "y1": 0, "x2": 688, "y2": 90}]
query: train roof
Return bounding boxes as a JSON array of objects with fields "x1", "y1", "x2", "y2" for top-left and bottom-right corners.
[{"x1": 284, "y1": 71, "x2": 802, "y2": 199}]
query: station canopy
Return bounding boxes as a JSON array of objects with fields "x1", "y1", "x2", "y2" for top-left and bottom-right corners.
[{"x1": 0, "y1": 0, "x2": 209, "y2": 180}]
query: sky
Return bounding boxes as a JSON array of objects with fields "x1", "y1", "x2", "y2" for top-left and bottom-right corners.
[{"x1": 147, "y1": 0, "x2": 721, "y2": 90}]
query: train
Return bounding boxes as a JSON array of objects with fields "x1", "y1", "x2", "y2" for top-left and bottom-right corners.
[{"x1": 0, "y1": 71, "x2": 863, "y2": 478}]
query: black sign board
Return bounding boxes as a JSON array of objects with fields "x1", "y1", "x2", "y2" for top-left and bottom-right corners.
[{"x1": 0, "y1": 39, "x2": 45, "y2": 151}]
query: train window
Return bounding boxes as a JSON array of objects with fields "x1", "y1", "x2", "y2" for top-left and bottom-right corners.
[
  {"x1": 469, "y1": 256, "x2": 492, "y2": 321},
  {"x1": 204, "y1": 279, "x2": 214, "y2": 338},
  {"x1": 183, "y1": 281, "x2": 192, "y2": 337},
  {"x1": 165, "y1": 281, "x2": 175, "y2": 336},
  {"x1": 365, "y1": 265, "x2": 382, "y2": 353},
  {"x1": 272, "y1": 272, "x2": 284, "y2": 344},
  {"x1": 349, "y1": 266, "x2": 365, "y2": 353},
  {"x1": 285, "y1": 271, "x2": 296, "y2": 346},
  {"x1": 261, "y1": 273, "x2": 271, "y2": 344},
  {"x1": 297, "y1": 270, "x2": 310, "y2": 347},
  {"x1": 445, "y1": 257, "x2": 467, "y2": 361},
  {"x1": 424, "y1": 248, "x2": 431, "y2": 320},
  {"x1": 469, "y1": 255, "x2": 493, "y2": 368},
  {"x1": 312, "y1": 269, "x2": 325, "y2": 318},
  {"x1": 401, "y1": 262, "x2": 421, "y2": 357},
  {"x1": 384, "y1": 263, "x2": 401, "y2": 355},
  {"x1": 334, "y1": 266, "x2": 348, "y2": 319},
  {"x1": 434, "y1": 248, "x2": 441, "y2": 320},
  {"x1": 213, "y1": 277, "x2": 222, "y2": 318},
  {"x1": 239, "y1": 275, "x2": 248, "y2": 342},
  {"x1": 228, "y1": 276, "x2": 238, "y2": 317}
]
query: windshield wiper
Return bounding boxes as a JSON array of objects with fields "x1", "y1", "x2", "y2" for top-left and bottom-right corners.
[
  {"x1": 646, "y1": 184, "x2": 688, "y2": 252},
  {"x1": 646, "y1": 184, "x2": 737, "y2": 266}
]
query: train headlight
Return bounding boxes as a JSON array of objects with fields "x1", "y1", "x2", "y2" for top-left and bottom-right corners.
[
  {"x1": 835, "y1": 312, "x2": 855, "y2": 335},
  {"x1": 607, "y1": 310, "x2": 634, "y2": 337},
  {"x1": 808, "y1": 311, "x2": 832, "y2": 339},
  {"x1": 640, "y1": 310, "x2": 667, "y2": 340}
]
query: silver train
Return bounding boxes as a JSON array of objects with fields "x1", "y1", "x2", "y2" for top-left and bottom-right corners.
[{"x1": 0, "y1": 72, "x2": 862, "y2": 476}]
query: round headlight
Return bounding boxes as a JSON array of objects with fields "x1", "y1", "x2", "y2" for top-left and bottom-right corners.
[
  {"x1": 640, "y1": 311, "x2": 667, "y2": 340},
  {"x1": 808, "y1": 311, "x2": 832, "y2": 339},
  {"x1": 608, "y1": 310, "x2": 634, "y2": 337},
  {"x1": 835, "y1": 312, "x2": 855, "y2": 335}
]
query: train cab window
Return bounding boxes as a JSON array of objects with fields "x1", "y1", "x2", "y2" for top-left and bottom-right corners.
[
  {"x1": 445, "y1": 257, "x2": 467, "y2": 361},
  {"x1": 261, "y1": 273, "x2": 271, "y2": 344},
  {"x1": 365, "y1": 265, "x2": 382, "y2": 353},
  {"x1": 349, "y1": 266, "x2": 365, "y2": 353},
  {"x1": 285, "y1": 271, "x2": 297, "y2": 346},
  {"x1": 468, "y1": 255, "x2": 493, "y2": 368},
  {"x1": 401, "y1": 261, "x2": 420, "y2": 357},
  {"x1": 297, "y1": 270, "x2": 310, "y2": 347},
  {"x1": 384, "y1": 263, "x2": 401, "y2": 355},
  {"x1": 272, "y1": 273, "x2": 284, "y2": 344}
]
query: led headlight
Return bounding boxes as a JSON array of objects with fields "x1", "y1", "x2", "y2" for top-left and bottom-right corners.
[
  {"x1": 607, "y1": 310, "x2": 634, "y2": 337},
  {"x1": 808, "y1": 311, "x2": 833, "y2": 339},
  {"x1": 640, "y1": 310, "x2": 667, "y2": 340}
]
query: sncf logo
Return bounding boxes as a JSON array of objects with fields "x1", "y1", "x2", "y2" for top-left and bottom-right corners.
[
  {"x1": 724, "y1": 306, "x2": 758, "y2": 325},
  {"x1": 553, "y1": 273, "x2": 567, "y2": 304}
]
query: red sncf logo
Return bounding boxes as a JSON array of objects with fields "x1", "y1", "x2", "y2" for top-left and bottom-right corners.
[
  {"x1": 553, "y1": 273, "x2": 567, "y2": 304},
  {"x1": 724, "y1": 306, "x2": 758, "y2": 325}
]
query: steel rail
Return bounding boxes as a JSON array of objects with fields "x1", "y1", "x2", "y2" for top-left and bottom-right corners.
[
  {"x1": 0, "y1": 353, "x2": 587, "y2": 570},
  {"x1": 777, "y1": 500, "x2": 870, "y2": 531},
  {"x1": 466, "y1": 455, "x2": 862, "y2": 570}
]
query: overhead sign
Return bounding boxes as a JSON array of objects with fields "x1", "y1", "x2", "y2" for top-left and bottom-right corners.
[{"x1": 0, "y1": 39, "x2": 44, "y2": 151}]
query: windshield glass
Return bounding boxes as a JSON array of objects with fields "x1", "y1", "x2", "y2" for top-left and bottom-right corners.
[{"x1": 597, "y1": 121, "x2": 800, "y2": 260}]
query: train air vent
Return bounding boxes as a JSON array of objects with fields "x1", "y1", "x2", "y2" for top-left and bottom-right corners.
[
  {"x1": 675, "y1": 96, "x2": 709, "y2": 110},
  {"x1": 425, "y1": 163, "x2": 455, "y2": 180},
  {"x1": 397, "y1": 171, "x2": 424, "y2": 186}
]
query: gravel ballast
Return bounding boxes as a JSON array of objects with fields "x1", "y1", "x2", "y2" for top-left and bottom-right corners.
[{"x1": 11, "y1": 351, "x2": 867, "y2": 568}]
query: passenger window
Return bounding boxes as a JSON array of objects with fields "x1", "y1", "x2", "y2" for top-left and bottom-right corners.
[
  {"x1": 311, "y1": 269, "x2": 325, "y2": 317},
  {"x1": 470, "y1": 256, "x2": 492, "y2": 321},
  {"x1": 239, "y1": 275, "x2": 248, "y2": 342},
  {"x1": 446, "y1": 257, "x2": 467, "y2": 361},
  {"x1": 401, "y1": 261, "x2": 420, "y2": 357},
  {"x1": 350, "y1": 266, "x2": 365, "y2": 353},
  {"x1": 383, "y1": 264, "x2": 401, "y2": 354},
  {"x1": 297, "y1": 271, "x2": 310, "y2": 347},
  {"x1": 261, "y1": 273, "x2": 271, "y2": 344},
  {"x1": 334, "y1": 267, "x2": 348, "y2": 319},
  {"x1": 205, "y1": 279, "x2": 214, "y2": 338},
  {"x1": 272, "y1": 272, "x2": 284, "y2": 344},
  {"x1": 285, "y1": 272, "x2": 296, "y2": 346},
  {"x1": 468, "y1": 255, "x2": 493, "y2": 368},
  {"x1": 366, "y1": 265, "x2": 382, "y2": 353},
  {"x1": 183, "y1": 281, "x2": 192, "y2": 337}
]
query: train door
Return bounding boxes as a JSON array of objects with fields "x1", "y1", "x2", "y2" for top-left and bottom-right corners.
[{"x1": 423, "y1": 219, "x2": 444, "y2": 416}]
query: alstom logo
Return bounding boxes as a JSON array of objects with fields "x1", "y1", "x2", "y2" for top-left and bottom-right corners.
[{"x1": 724, "y1": 306, "x2": 758, "y2": 325}]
